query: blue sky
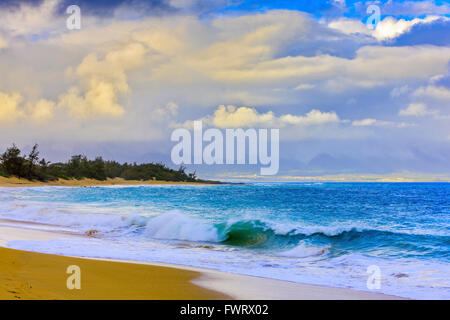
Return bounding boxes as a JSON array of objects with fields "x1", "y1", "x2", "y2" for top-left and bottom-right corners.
[{"x1": 0, "y1": 0, "x2": 449, "y2": 179}]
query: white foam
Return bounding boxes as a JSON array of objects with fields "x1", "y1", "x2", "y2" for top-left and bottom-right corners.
[
  {"x1": 145, "y1": 211, "x2": 220, "y2": 242},
  {"x1": 279, "y1": 243, "x2": 329, "y2": 258},
  {"x1": 0, "y1": 201, "x2": 133, "y2": 233}
]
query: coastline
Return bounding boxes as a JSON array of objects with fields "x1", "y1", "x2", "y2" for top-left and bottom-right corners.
[
  {"x1": 0, "y1": 221, "x2": 405, "y2": 300},
  {"x1": 0, "y1": 176, "x2": 216, "y2": 188}
]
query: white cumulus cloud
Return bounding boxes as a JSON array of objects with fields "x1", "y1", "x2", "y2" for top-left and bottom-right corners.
[{"x1": 399, "y1": 103, "x2": 438, "y2": 117}]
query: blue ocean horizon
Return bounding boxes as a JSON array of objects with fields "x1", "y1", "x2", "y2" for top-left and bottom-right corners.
[{"x1": 1, "y1": 182, "x2": 449, "y2": 299}]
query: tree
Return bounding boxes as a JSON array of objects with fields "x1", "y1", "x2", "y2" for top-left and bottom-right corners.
[
  {"x1": 0, "y1": 144, "x2": 25, "y2": 178},
  {"x1": 39, "y1": 158, "x2": 50, "y2": 168},
  {"x1": 67, "y1": 155, "x2": 83, "y2": 178},
  {"x1": 0, "y1": 143, "x2": 211, "y2": 183},
  {"x1": 90, "y1": 157, "x2": 107, "y2": 180},
  {"x1": 27, "y1": 143, "x2": 40, "y2": 178}
]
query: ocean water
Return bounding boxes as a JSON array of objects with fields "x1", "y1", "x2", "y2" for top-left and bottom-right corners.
[{"x1": 0, "y1": 182, "x2": 449, "y2": 299}]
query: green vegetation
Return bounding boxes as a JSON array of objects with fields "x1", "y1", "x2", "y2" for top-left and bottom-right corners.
[{"x1": 0, "y1": 143, "x2": 216, "y2": 183}]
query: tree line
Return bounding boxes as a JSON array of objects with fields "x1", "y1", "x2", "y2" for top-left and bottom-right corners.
[{"x1": 0, "y1": 143, "x2": 214, "y2": 183}]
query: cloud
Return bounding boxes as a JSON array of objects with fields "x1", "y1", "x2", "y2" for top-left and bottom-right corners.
[
  {"x1": 0, "y1": 36, "x2": 7, "y2": 49},
  {"x1": 374, "y1": 16, "x2": 444, "y2": 41},
  {"x1": 180, "y1": 105, "x2": 341, "y2": 129},
  {"x1": 389, "y1": 17, "x2": 450, "y2": 46},
  {"x1": 328, "y1": 17, "x2": 373, "y2": 37},
  {"x1": 352, "y1": 118, "x2": 377, "y2": 126},
  {"x1": 390, "y1": 85, "x2": 409, "y2": 97},
  {"x1": 29, "y1": 99, "x2": 55, "y2": 122},
  {"x1": 413, "y1": 85, "x2": 450, "y2": 101},
  {"x1": 168, "y1": 0, "x2": 198, "y2": 9},
  {"x1": 366, "y1": 0, "x2": 450, "y2": 16},
  {"x1": 280, "y1": 109, "x2": 340, "y2": 126},
  {"x1": 57, "y1": 42, "x2": 147, "y2": 119},
  {"x1": 205, "y1": 105, "x2": 276, "y2": 128},
  {"x1": 294, "y1": 83, "x2": 316, "y2": 90},
  {"x1": 328, "y1": 15, "x2": 446, "y2": 41},
  {"x1": 0, "y1": 4, "x2": 449, "y2": 172},
  {"x1": 183, "y1": 42, "x2": 450, "y2": 88},
  {"x1": 155, "y1": 101, "x2": 179, "y2": 118},
  {"x1": 0, "y1": 90, "x2": 24, "y2": 123},
  {"x1": 0, "y1": 91, "x2": 56, "y2": 124},
  {"x1": 347, "y1": 45, "x2": 450, "y2": 81},
  {"x1": 0, "y1": 0, "x2": 60, "y2": 36},
  {"x1": 399, "y1": 103, "x2": 438, "y2": 117},
  {"x1": 4, "y1": 8, "x2": 449, "y2": 96},
  {"x1": 58, "y1": 84, "x2": 125, "y2": 119},
  {"x1": 177, "y1": 104, "x2": 415, "y2": 144},
  {"x1": 168, "y1": 0, "x2": 229, "y2": 11},
  {"x1": 331, "y1": 0, "x2": 346, "y2": 9},
  {"x1": 351, "y1": 118, "x2": 408, "y2": 127}
]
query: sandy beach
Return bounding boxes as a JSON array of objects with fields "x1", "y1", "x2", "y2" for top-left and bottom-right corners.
[
  {"x1": 0, "y1": 246, "x2": 229, "y2": 300},
  {"x1": 0, "y1": 176, "x2": 214, "y2": 188},
  {"x1": 0, "y1": 219, "x2": 404, "y2": 300}
]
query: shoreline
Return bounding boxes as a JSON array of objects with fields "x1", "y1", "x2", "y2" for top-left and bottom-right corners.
[
  {"x1": 0, "y1": 221, "x2": 405, "y2": 300},
  {"x1": 0, "y1": 246, "x2": 229, "y2": 300},
  {"x1": 0, "y1": 176, "x2": 218, "y2": 188}
]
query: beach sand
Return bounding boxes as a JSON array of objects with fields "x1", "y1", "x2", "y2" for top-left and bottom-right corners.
[
  {"x1": 0, "y1": 246, "x2": 229, "y2": 300},
  {"x1": 0, "y1": 176, "x2": 214, "y2": 188},
  {"x1": 0, "y1": 220, "x2": 227, "y2": 299},
  {"x1": 0, "y1": 221, "x2": 405, "y2": 300}
]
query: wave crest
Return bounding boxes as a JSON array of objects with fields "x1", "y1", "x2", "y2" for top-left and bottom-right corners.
[{"x1": 145, "y1": 211, "x2": 220, "y2": 242}]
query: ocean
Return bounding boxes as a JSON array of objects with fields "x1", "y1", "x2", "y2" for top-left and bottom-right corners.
[{"x1": 0, "y1": 182, "x2": 448, "y2": 299}]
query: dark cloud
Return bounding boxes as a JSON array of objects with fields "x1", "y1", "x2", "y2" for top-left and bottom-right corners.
[
  {"x1": 58, "y1": 0, "x2": 174, "y2": 16},
  {"x1": 0, "y1": 0, "x2": 43, "y2": 9},
  {"x1": 0, "y1": 0, "x2": 350, "y2": 18},
  {"x1": 0, "y1": 0, "x2": 175, "y2": 17}
]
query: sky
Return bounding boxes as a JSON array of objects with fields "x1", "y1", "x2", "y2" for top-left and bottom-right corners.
[{"x1": 0, "y1": 0, "x2": 449, "y2": 180}]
